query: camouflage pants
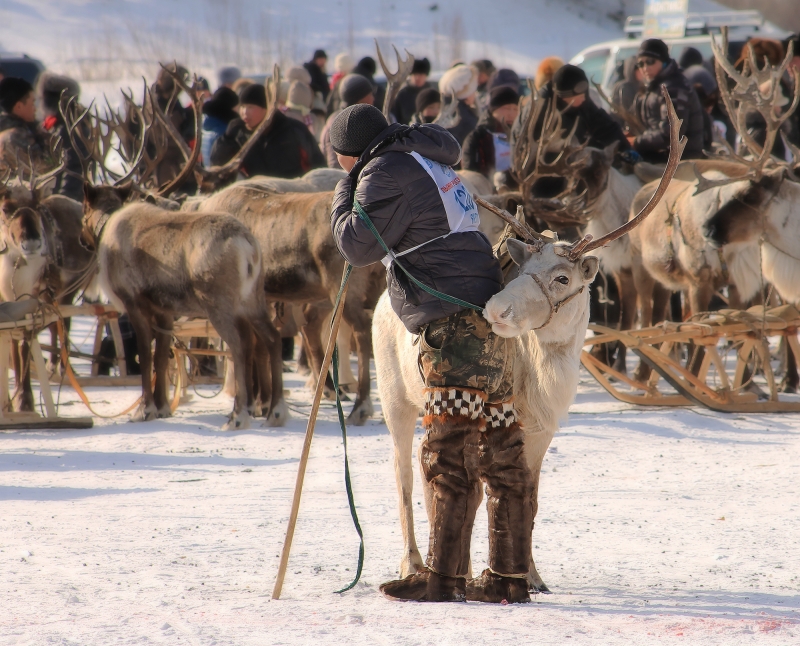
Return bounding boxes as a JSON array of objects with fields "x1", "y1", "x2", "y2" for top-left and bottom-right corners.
[{"x1": 418, "y1": 308, "x2": 516, "y2": 429}]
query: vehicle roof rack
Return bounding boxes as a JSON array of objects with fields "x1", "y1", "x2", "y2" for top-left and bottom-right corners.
[{"x1": 624, "y1": 10, "x2": 764, "y2": 37}]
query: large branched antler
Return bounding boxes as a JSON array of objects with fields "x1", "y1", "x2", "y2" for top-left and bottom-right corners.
[
  {"x1": 565, "y1": 85, "x2": 686, "y2": 260},
  {"x1": 376, "y1": 40, "x2": 414, "y2": 121},
  {"x1": 510, "y1": 84, "x2": 595, "y2": 226},
  {"x1": 693, "y1": 27, "x2": 800, "y2": 194}
]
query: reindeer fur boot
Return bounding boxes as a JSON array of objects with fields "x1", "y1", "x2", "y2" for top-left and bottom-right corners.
[
  {"x1": 381, "y1": 397, "x2": 484, "y2": 602},
  {"x1": 466, "y1": 418, "x2": 534, "y2": 603}
]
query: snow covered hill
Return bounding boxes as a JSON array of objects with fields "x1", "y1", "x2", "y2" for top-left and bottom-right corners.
[{"x1": 2, "y1": 0, "x2": 736, "y2": 84}]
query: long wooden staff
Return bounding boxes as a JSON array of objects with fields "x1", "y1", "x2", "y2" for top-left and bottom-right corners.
[{"x1": 272, "y1": 264, "x2": 352, "y2": 600}]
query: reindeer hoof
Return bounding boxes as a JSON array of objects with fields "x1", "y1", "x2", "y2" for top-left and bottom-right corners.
[
  {"x1": 223, "y1": 412, "x2": 251, "y2": 431},
  {"x1": 131, "y1": 403, "x2": 159, "y2": 422},
  {"x1": 346, "y1": 398, "x2": 374, "y2": 426},
  {"x1": 12, "y1": 391, "x2": 35, "y2": 413},
  {"x1": 780, "y1": 380, "x2": 798, "y2": 394},
  {"x1": 156, "y1": 406, "x2": 172, "y2": 419},
  {"x1": 262, "y1": 399, "x2": 289, "y2": 428}
]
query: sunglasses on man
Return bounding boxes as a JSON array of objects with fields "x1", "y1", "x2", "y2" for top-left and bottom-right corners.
[{"x1": 637, "y1": 58, "x2": 659, "y2": 68}]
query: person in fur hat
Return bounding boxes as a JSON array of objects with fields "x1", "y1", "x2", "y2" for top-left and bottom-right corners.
[
  {"x1": 35, "y1": 71, "x2": 84, "y2": 200},
  {"x1": 329, "y1": 103, "x2": 534, "y2": 604},
  {"x1": 534, "y1": 56, "x2": 564, "y2": 91},
  {"x1": 394, "y1": 57, "x2": 432, "y2": 125},
  {"x1": 0, "y1": 76, "x2": 48, "y2": 179},
  {"x1": 438, "y1": 63, "x2": 480, "y2": 146}
]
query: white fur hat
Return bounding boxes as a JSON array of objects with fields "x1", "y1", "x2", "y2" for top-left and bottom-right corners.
[
  {"x1": 438, "y1": 64, "x2": 478, "y2": 101},
  {"x1": 286, "y1": 66, "x2": 312, "y2": 86},
  {"x1": 334, "y1": 52, "x2": 355, "y2": 74}
]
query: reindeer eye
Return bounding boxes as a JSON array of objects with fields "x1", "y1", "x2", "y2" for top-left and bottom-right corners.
[{"x1": 555, "y1": 276, "x2": 569, "y2": 285}]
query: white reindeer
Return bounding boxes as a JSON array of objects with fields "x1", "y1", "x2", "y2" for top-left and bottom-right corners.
[{"x1": 373, "y1": 102, "x2": 683, "y2": 589}]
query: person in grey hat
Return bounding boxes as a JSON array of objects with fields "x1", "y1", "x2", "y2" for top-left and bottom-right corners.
[
  {"x1": 329, "y1": 103, "x2": 534, "y2": 605},
  {"x1": 320, "y1": 74, "x2": 375, "y2": 168},
  {"x1": 218, "y1": 66, "x2": 241, "y2": 90}
]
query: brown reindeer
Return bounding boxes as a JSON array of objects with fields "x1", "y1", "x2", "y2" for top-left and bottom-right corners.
[{"x1": 0, "y1": 155, "x2": 96, "y2": 411}]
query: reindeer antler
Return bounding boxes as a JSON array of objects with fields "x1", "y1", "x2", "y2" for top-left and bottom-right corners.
[
  {"x1": 566, "y1": 85, "x2": 686, "y2": 260},
  {"x1": 376, "y1": 40, "x2": 414, "y2": 121},
  {"x1": 153, "y1": 63, "x2": 204, "y2": 196},
  {"x1": 693, "y1": 27, "x2": 800, "y2": 195}
]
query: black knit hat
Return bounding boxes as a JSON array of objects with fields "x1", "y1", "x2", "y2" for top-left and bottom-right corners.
[
  {"x1": 339, "y1": 74, "x2": 374, "y2": 106},
  {"x1": 313, "y1": 49, "x2": 327, "y2": 60},
  {"x1": 330, "y1": 104, "x2": 389, "y2": 156},
  {"x1": 203, "y1": 86, "x2": 239, "y2": 123},
  {"x1": 678, "y1": 46, "x2": 703, "y2": 69},
  {"x1": 355, "y1": 57, "x2": 377, "y2": 76},
  {"x1": 0, "y1": 77, "x2": 34, "y2": 113},
  {"x1": 411, "y1": 57, "x2": 431, "y2": 76},
  {"x1": 553, "y1": 64, "x2": 589, "y2": 97},
  {"x1": 239, "y1": 83, "x2": 267, "y2": 108},
  {"x1": 489, "y1": 86, "x2": 520, "y2": 111},
  {"x1": 415, "y1": 87, "x2": 440, "y2": 113},
  {"x1": 638, "y1": 38, "x2": 670, "y2": 63}
]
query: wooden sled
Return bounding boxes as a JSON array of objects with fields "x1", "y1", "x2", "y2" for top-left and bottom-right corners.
[
  {"x1": 582, "y1": 305, "x2": 800, "y2": 413},
  {"x1": 0, "y1": 301, "x2": 94, "y2": 430}
]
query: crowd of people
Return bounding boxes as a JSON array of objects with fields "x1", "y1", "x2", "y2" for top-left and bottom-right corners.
[{"x1": 1, "y1": 32, "x2": 800, "y2": 201}]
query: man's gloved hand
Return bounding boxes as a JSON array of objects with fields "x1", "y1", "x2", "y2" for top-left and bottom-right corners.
[{"x1": 619, "y1": 149, "x2": 642, "y2": 165}]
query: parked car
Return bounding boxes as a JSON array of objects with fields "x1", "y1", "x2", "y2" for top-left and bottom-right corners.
[
  {"x1": 569, "y1": 10, "x2": 785, "y2": 93},
  {"x1": 0, "y1": 53, "x2": 45, "y2": 85}
]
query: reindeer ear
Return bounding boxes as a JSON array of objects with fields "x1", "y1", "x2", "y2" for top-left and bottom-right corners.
[
  {"x1": 506, "y1": 238, "x2": 538, "y2": 266},
  {"x1": 604, "y1": 141, "x2": 619, "y2": 163},
  {"x1": 115, "y1": 182, "x2": 134, "y2": 204},
  {"x1": 83, "y1": 182, "x2": 97, "y2": 205},
  {"x1": 580, "y1": 256, "x2": 599, "y2": 282}
]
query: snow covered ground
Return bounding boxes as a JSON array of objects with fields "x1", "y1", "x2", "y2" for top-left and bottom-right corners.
[{"x1": 1, "y1": 317, "x2": 799, "y2": 644}]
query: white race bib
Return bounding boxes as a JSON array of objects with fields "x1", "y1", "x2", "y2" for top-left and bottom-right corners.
[{"x1": 491, "y1": 132, "x2": 511, "y2": 172}]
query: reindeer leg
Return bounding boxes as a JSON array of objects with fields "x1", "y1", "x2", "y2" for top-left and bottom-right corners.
[
  {"x1": 523, "y1": 429, "x2": 552, "y2": 593},
  {"x1": 343, "y1": 299, "x2": 374, "y2": 426},
  {"x1": 781, "y1": 337, "x2": 799, "y2": 394},
  {"x1": 385, "y1": 397, "x2": 425, "y2": 577},
  {"x1": 209, "y1": 313, "x2": 252, "y2": 431},
  {"x1": 12, "y1": 337, "x2": 35, "y2": 413},
  {"x1": 126, "y1": 304, "x2": 158, "y2": 422},
  {"x1": 632, "y1": 263, "x2": 657, "y2": 383},
  {"x1": 250, "y1": 302, "x2": 288, "y2": 428},
  {"x1": 152, "y1": 313, "x2": 173, "y2": 418},
  {"x1": 301, "y1": 302, "x2": 335, "y2": 399},
  {"x1": 611, "y1": 269, "x2": 637, "y2": 375}
]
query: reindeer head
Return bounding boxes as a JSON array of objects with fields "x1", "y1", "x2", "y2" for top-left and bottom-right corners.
[
  {"x1": 484, "y1": 239, "x2": 599, "y2": 337},
  {"x1": 0, "y1": 204, "x2": 45, "y2": 258},
  {"x1": 81, "y1": 183, "x2": 134, "y2": 249},
  {"x1": 702, "y1": 170, "x2": 785, "y2": 247},
  {"x1": 484, "y1": 87, "x2": 686, "y2": 338}
]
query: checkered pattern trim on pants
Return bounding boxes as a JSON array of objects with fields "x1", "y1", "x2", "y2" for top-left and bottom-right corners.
[
  {"x1": 484, "y1": 401, "x2": 517, "y2": 429},
  {"x1": 423, "y1": 388, "x2": 484, "y2": 420}
]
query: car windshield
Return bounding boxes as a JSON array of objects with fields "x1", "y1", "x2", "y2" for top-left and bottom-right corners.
[
  {"x1": 575, "y1": 49, "x2": 609, "y2": 85},
  {"x1": 0, "y1": 61, "x2": 42, "y2": 85}
]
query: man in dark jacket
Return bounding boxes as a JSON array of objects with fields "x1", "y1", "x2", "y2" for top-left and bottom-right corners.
[
  {"x1": 304, "y1": 50, "x2": 330, "y2": 101},
  {"x1": 0, "y1": 76, "x2": 48, "y2": 176},
  {"x1": 210, "y1": 83, "x2": 325, "y2": 178},
  {"x1": 329, "y1": 104, "x2": 534, "y2": 605},
  {"x1": 394, "y1": 57, "x2": 432, "y2": 124},
  {"x1": 36, "y1": 72, "x2": 84, "y2": 201},
  {"x1": 631, "y1": 38, "x2": 705, "y2": 163},
  {"x1": 462, "y1": 86, "x2": 519, "y2": 179}
]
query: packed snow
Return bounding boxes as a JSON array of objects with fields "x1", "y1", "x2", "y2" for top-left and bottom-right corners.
[{"x1": 1, "y1": 316, "x2": 798, "y2": 644}]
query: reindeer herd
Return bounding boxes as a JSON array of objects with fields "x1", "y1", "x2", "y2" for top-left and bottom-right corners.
[{"x1": 1, "y1": 31, "x2": 799, "y2": 432}]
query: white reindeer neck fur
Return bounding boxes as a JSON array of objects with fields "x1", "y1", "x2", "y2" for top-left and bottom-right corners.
[
  {"x1": 584, "y1": 167, "x2": 640, "y2": 275},
  {"x1": 513, "y1": 287, "x2": 589, "y2": 432}
]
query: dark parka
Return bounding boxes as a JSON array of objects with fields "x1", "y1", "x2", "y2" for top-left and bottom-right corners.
[
  {"x1": 445, "y1": 99, "x2": 480, "y2": 147},
  {"x1": 304, "y1": 61, "x2": 330, "y2": 101},
  {"x1": 330, "y1": 123, "x2": 503, "y2": 333},
  {"x1": 538, "y1": 82, "x2": 631, "y2": 152},
  {"x1": 462, "y1": 113, "x2": 506, "y2": 179},
  {"x1": 210, "y1": 110, "x2": 325, "y2": 178},
  {"x1": 632, "y1": 59, "x2": 705, "y2": 163},
  {"x1": 394, "y1": 82, "x2": 431, "y2": 125}
]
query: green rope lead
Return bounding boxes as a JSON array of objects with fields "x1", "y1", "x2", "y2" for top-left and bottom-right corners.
[
  {"x1": 352, "y1": 200, "x2": 484, "y2": 314},
  {"x1": 330, "y1": 263, "x2": 365, "y2": 594}
]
